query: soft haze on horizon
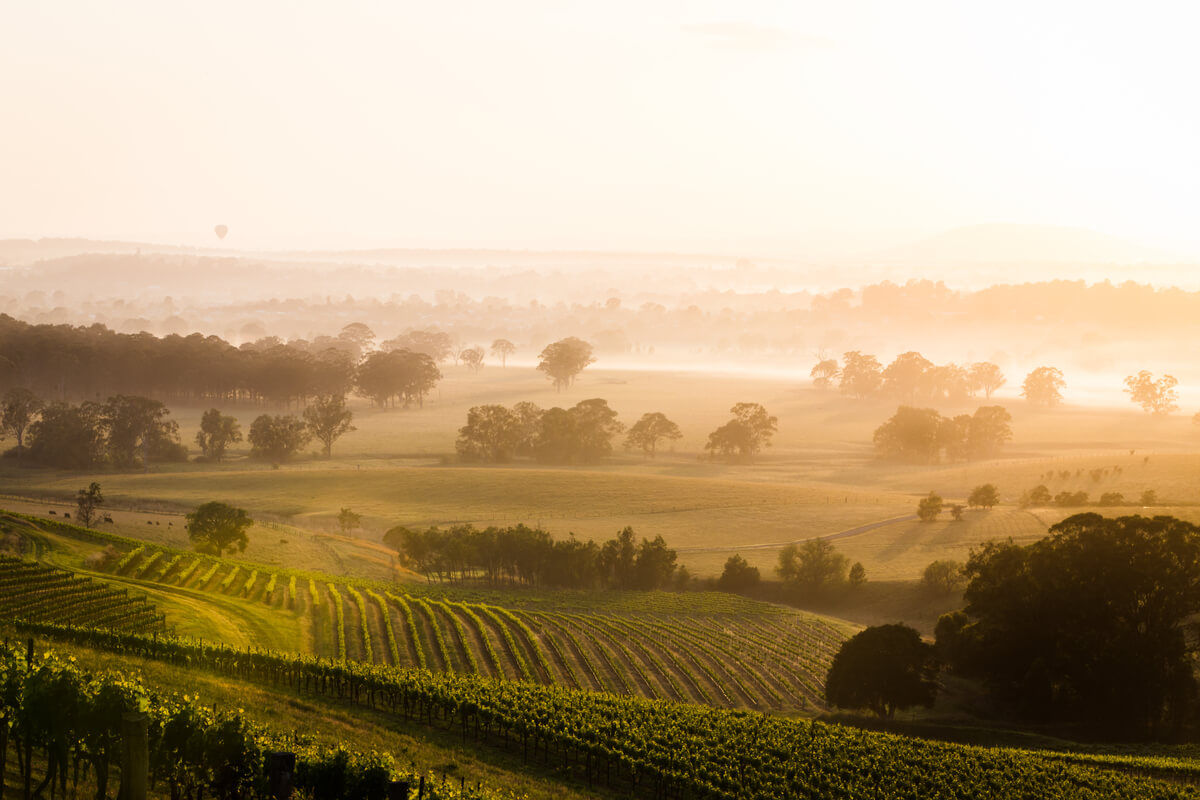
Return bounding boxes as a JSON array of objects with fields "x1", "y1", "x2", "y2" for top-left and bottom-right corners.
[{"x1": 3, "y1": 1, "x2": 1199, "y2": 258}]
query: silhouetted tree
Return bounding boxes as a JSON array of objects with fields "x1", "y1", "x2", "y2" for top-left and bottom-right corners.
[
  {"x1": 810, "y1": 358, "x2": 839, "y2": 389},
  {"x1": 490, "y1": 339, "x2": 516, "y2": 368},
  {"x1": 917, "y1": 492, "x2": 943, "y2": 521},
  {"x1": 337, "y1": 507, "x2": 362, "y2": 536},
  {"x1": 825, "y1": 624, "x2": 938, "y2": 719},
  {"x1": 1, "y1": 387, "x2": 42, "y2": 458},
  {"x1": 624, "y1": 412, "x2": 682, "y2": 457},
  {"x1": 75, "y1": 482, "x2": 104, "y2": 528},
  {"x1": 535, "y1": 398, "x2": 624, "y2": 464},
  {"x1": 1124, "y1": 370, "x2": 1179, "y2": 415},
  {"x1": 1021, "y1": 366, "x2": 1065, "y2": 407},
  {"x1": 705, "y1": 402, "x2": 777, "y2": 463},
  {"x1": 195, "y1": 408, "x2": 242, "y2": 463},
  {"x1": 717, "y1": 554, "x2": 761, "y2": 593},
  {"x1": 967, "y1": 483, "x2": 999, "y2": 509},
  {"x1": 26, "y1": 402, "x2": 106, "y2": 469},
  {"x1": 101, "y1": 395, "x2": 185, "y2": 467},
  {"x1": 969, "y1": 362, "x2": 1006, "y2": 398},
  {"x1": 874, "y1": 406, "x2": 941, "y2": 463},
  {"x1": 303, "y1": 394, "x2": 356, "y2": 457},
  {"x1": 456, "y1": 405, "x2": 521, "y2": 462},
  {"x1": 248, "y1": 414, "x2": 310, "y2": 461},
  {"x1": 458, "y1": 346, "x2": 485, "y2": 372},
  {"x1": 883, "y1": 351, "x2": 934, "y2": 404},
  {"x1": 777, "y1": 538, "x2": 848, "y2": 597},
  {"x1": 839, "y1": 351, "x2": 883, "y2": 398},
  {"x1": 187, "y1": 502, "x2": 252, "y2": 556},
  {"x1": 537, "y1": 337, "x2": 595, "y2": 391},
  {"x1": 921, "y1": 559, "x2": 965, "y2": 594}
]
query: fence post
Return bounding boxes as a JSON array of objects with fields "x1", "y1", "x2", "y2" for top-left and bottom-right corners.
[
  {"x1": 267, "y1": 751, "x2": 296, "y2": 800},
  {"x1": 118, "y1": 712, "x2": 148, "y2": 800}
]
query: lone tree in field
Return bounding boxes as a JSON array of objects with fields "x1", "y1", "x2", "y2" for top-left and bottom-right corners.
[
  {"x1": 705, "y1": 402, "x2": 777, "y2": 463},
  {"x1": 624, "y1": 412, "x2": 682, "y2": 458},
  {"x1": 186, "y1": 502, "x2": 252, "y2": 556},
  {"x1": 967, "y1": 483, "x2": 999, "y2": 509},
  {"x1": 490, "y1": 339, "x2": 516, "y2": 368},
  {"x1": 825, "y1": 624, "x2": 938, "y2": 719},
  {"x1": 1, "y1": 387, "x2": 42, "y2": 458},
  {"x1": 75, "y1": 482, "x2": 103, "y2": 528},
  {"x1": 303, "y1": 395, "x2": 356, "y2": 457},
  {"x1": 537, "y1": 337, "x2": 595, "y2": 391},
  {"x1": 1124, "y1": 371, "x2": 1179, "y2": 416},
  {"x1": 917, "y1": 492, "x2": 943, "y2": 521},
  {"x1": 1021, "y1": 366, "x2": 1065, "y2": 408},
  {"x1": 777, "y1": 538, "x2": 848, "y2": 597},
  {"x1": 337, "y1": 507, "x2": 362, "y2": 537},
  {"x1": 249, "y1": 414, "x2": 311, "y2": 461},
  {"x1": 458, "y1": 346, "x2": 485, "y2": 372},
  {"x1": 194, "y1": 408, "x2": 242, "y2": 463},
  {"x1": 717, "y1": 553, "x2": 761, "y2": 593}
]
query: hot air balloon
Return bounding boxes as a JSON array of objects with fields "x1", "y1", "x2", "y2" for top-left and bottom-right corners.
[{"x1": 214, "y1": 224, "x2": 228, "y2": 240}]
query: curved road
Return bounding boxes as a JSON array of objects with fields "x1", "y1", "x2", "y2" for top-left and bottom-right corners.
[{"x1": 676, "y1": 513, "x2": 918, "y2": 554}]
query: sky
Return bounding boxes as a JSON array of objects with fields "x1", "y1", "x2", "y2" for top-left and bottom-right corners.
[{"x1": 2, "y1": 1, "x2": 1199, "y2": 257}]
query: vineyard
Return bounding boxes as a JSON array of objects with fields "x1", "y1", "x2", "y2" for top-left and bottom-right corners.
[
  {"x1": 20, "y1": 622, "x2": 1200, "y2": 800},
  {"x1": 103, "y1": 539, "x2": 849, "y2": 713},
  {"x1": 0, "y1": 556, "x2": 166, "y2": 633}
]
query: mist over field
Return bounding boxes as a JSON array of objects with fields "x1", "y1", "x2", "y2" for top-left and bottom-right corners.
[{"x1": 4, "y1": 3, "x2": 1200, "y2": 799}]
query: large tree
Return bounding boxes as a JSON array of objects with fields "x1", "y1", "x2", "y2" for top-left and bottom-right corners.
[
  {"x1": 536, "y1": 337, "x2": 595, "y2": 391},
  {"x1": 26, "y1": 402, "x2": 106, "y2": 469},
  {"x1": 777, "y1": 538, "x2": 848, "y2": 597},
  {"x1": 194, "y1": 408, "x2": 242, "y2": 463},
  {"x1": 0, "y1": 387, "x2": 42, "y2": 458},
  {"x1": 941, "y1": 513, "x2": 1200, "y2": 732},
  {"x1": 825, "y1": 624, "x2": 939, "y2": 719},
  {"x1": 186, "y1": 502, "x2": 252, "y2": 556},
  {"x1": 969, "y1": 362, "x2": 1006, "y2": 398},
  {"x1": 873, "y1": 406, "x2": 942, "y2": 463},
  {"x1": 1021, "y1": 366, "x2": 1065, "y2": 408},
  {"x1": 248, "y1": 414, "x2": 311, "y2": 461},
  {"x1": 303, "y1": 394, "x2": 356, "y2": 457},
  {"x1": 75, "y1": 482, "x2": 104, "y2": 528},
  {"x1": 458, "y1": 346, "x2": 485, "y2": 372},
  {"x1": 704, "y1": 402, "x2": 777, "y2": 463},
  {"x1": 1123, "y1": 370, "x2": 1179, "y2": 416},
  {"x1": 624, "y1": 412, "x2": 682, "y2": 458},
  {"x1": 809, "y1": 358, "x2": 839, "y2": 390},
  {"x1": 456, "y1": 404, "x2": 521, "y2": 462},
  {"x1": 490, "y1": 339, "x2": 516, "y2": 368},
  {"x1": 534, "y1": 398, "x2": 624, "y2": 464},
  {"x1": 101, "y1": 395, "x2": 185, "y2": 467},
  {"x1": 839, "y1": 351, "x2": 883, "y2": 398},
  {"x1": 882, "y1": 351, "x2": 934, "y2": 404}
]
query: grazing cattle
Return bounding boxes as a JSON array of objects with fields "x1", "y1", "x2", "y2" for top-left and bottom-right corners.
[
  {"x1": 102, "y1": 515, "x2": 114, "y2": 524},
  {"x1": 147, "y1": 521, "x2": 154, "y2": 525},
  {"x1": 168, "y1": 522, "x2": 173, "y2": 527},
  {"x1": 48, "y1": 510, "x2": 56, "y2": 515},
  {"x1": 63, "y1": 513, "x2": 70, "y2": 518}
]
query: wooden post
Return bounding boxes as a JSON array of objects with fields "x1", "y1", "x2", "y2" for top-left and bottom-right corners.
[
  {"x1": 118, "y1": 713, "x2": 148, "y2": 800},
  {"x1": 267, "y1": 752, "x2": 296, "y2": 800}
]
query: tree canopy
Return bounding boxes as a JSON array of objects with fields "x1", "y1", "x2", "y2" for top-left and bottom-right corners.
[
  {"x1": 705, "y1": 403, "x2": 777, "y2": 463},
  {"x1": 777, "y1": 538, "x2": 849, "y2": 597},
  {"x1": 490, "y1": 339, "x2": 516, "y2": 368},
  {"x1": 195, "y1": 408, "x2": 242, "y2": 463},
  {"x1": 873, "y1": 405, "x2": 1011, "y2": 463},
  {"x1": 1124, "y1": 370, "x2": 1179, "y2": 415},
  {"x1": 939, "y1": 513, "x2": 1200, "y2": 733},
  {"x1": 624, "y1": 412, "x2": 682, "y2": 458},
  {"x1": 1021, "y1": 366, "x2": 1065, "y2": 408},
  {"x1": 536, "y1": 337, "x2": 595, "y2": 391},
  {"x1": 825, "y1": 624, "x2": 938, "y2": 719},
  {"x1": 1, "y1": 387, "x2": 42, "y2": 458},
  {"x1": 717, "y1": 553, "x2": 761, "y2": 593},
  {"x1": 186, "y1": 502, "x2": 252, "y2": 556},
  {"x1": 248, "y1": 414, "x2": 311, "y2": 461},
  {"x1": 303, "y1": 394, "x2": 356, "y2": 457}
]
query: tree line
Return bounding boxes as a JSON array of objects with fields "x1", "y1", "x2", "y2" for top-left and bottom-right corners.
[
  {"x1": 383, "y1": 523, "x2": 681, "y2": 590},
  {"x1": 456, "y1": 401, "x2": 777, "y2": 464},
  {"x1": 873, "y1": 405, "x2": 1013, "y2": 463}
]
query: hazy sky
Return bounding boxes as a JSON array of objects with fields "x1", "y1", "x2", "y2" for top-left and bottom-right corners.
[{"x1": 2, "y1": 1, "x2": 1199, "y2": 256}]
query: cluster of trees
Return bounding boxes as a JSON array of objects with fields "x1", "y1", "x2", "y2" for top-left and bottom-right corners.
[
  {"x1": 813, "y1": 352, "x2": 1006, "y2": 404},
  {"x1": 936, "y1": 514, "x2": 1200, "y2": 734},
  {"x1": 4, "y1": 388, "x2": 357, "y2": 468},
  {"x1": 873, "y1": 406, "x2": 1012, "y2": 463},
  {"x1": 457, "y1": 401, "x2": 775, "y2": 465},
  {"x1": 917, "y1": 485, "x2": 998, "y2": 521},
  {"x1": 776, "y1": 538, "x2": 865, "y2": 599},
  {"x1": 1018, "y1": 484, "x2": 1159, "y2": 508},
  {"x1": 383, "y1": 523, "x2": 679, "y2": 590}
]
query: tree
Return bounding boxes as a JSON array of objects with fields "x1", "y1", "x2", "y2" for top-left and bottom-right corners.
[
  {"x1": 101, "y1": 395, "x2": 185, "y2": 467},
  {"x1": 921, "y1": 559, "x2": 965, "y2": 594},
  {"x1": 966, "y1": 406, "x2": 1012, "y2": 458},
  {"x1": 943, "y1": 514, "x2": 1200, "y2": 731},
  {"x1": 1021, "y1": 366, "x2": 1065, "y2": 408},
  {"x1": 1124, "y1": 371, "x2": 1179, "y2": 416},
  {"x1": 337, "y1": 507, "x2": 362, "y2": 537},
  {"x1": 967, "y1": 483, "x2": 999, "y2": 509},
  {"x1": 337, "y1": 323, "x2": 375, "y2": 360},
  {"x1": 27, "y1": 402, "x2": 106, "y2": 469},
  {"x1": 248, "y1": 414, "x2": 311, "y2": 461},
  {"x1": 882, "y1": 351, "x2": 934, "y2": 404},
  {"x1": 777, "y1": 538, "x2": 848, "y2": 597},
  {"x1": 705, "y1": 403, "x2": 777, "y2": 463},
  {"x1": 624, "y1": 412, "x2": 682, "y2": 458},
  {"x1": 186, "y1": 502, "x2": 252, "y2": 556},
  {"x1": 969, "y1": 362, "x2": 1006, "y2": 399},
  {"x1": 848, "y1": 561, "x2": 867, "y2": 587},
  {"x1": 536, "y1": 337, "x2": 595, "y2": 391},
  {"x1": 917, "y1": 492, "x2": 943, "y2": 521},
  {"x1": 824, "y1": 624, "x2": 938, "y2": 719},
  {"x1": 1, "y1": 388, "x2": 42, "y2": 458},
  {"x1": 490, "y1": 339, "x2": 516, "y2": 368},
  {"x1": 75, "y1": 482, "x2": 103, "y2": 528},
  {"x1": 717, "y1": 554, "x2": 761, "y2": 593},
  {"x1": 303, "y1": 394, "x2": 356, "y2": 457},
  {"x1": 458, "y1": 346, "x2": 485, "y2": 372},
  {"x1": 839, "y1": 351, "x2": 883, "y2": 398},
  {"x1": 1019, "y1": 484, "x2": 1052, "y2": 507},
  {"x1": 194, "y1": 409, "x2": 242, "y2": 463},
  {"x1": 810, "y1": 358, "x2": 839, "y2": 389},
  {"x1": 1141, "y1": 489, "x2": 1158, "y2": 506},
  {"x1": 873, "y1": 406, "x2": 942, "y2": 463},
  {"x1": 456, "y1": 405, "x2": 521, "y2": 462}
]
